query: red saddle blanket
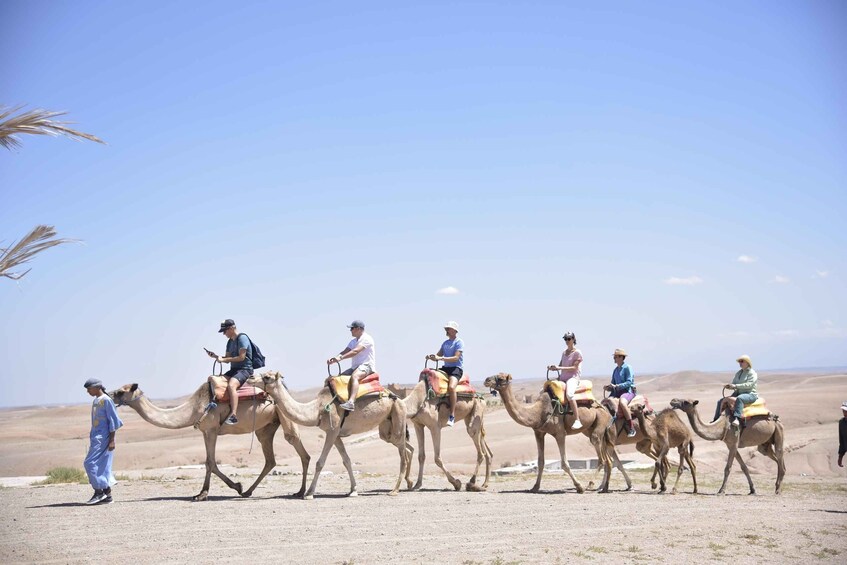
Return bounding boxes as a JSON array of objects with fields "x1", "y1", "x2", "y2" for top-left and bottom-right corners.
[
  {"x1": 328, "y1": 373, "x2": 384, "y2": 403},
  {"x1": 210, "y1": 376, "x2": 267, "y2": 403},
  {"x1": 544, "y1": 379, "x2": 595, "y2": 406},
  {"x1": 419, "y1": 369, "x2": 476, "y2": 396}
]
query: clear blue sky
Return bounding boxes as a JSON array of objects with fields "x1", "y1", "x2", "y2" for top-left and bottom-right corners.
[{"x1": 1, "y1": 1, "x2": 845, "y2": 407}]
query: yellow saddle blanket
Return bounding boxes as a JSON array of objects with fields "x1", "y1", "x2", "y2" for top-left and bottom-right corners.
[
  {"x1": 420, "y1": 369, "x2": 476, "y2": 397},
  {"x1": 328, "y1": 373, "x2": 385, "y2": 403},
  {"x1": 544, "y1": 379, "x2": 595, "y2": 405},
  {"x1": 741, "y1": 397, "x2": 769, "y2": 419}
]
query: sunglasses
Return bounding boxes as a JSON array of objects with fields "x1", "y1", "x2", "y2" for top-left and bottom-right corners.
[{"x1": 563, "y1": 337, "x2": 573, "y2": 341}]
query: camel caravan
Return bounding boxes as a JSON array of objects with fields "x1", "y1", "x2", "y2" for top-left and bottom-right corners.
[{"x1": 97, "y1": 319, "x2": 785, "y2": 505}]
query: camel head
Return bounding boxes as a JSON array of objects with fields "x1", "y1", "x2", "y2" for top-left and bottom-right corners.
[
  {"x1": 109, "y1": 383, "x2": 140, "y2": 406},
  {"x1": 669, "y1": 398, "x2": 698, "y2": 413},
  {"x1": 483, "y1": 372, "x2": 512, "y2": 391},
  {"x1": 249, "y1": 370, "x2": 286, "y2": 390},
  {"x1": 600, "y1": 396, "x2": 619, "y2": 416}
]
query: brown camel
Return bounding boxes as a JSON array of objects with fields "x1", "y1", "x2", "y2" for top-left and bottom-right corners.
[
  {"x1": 670, "y1": 398, "x2": 785, "y2": 495},
  {"x1": 109, "y1": 382, "x2": 310, "y2": 501},
  {"x1": 631, "y1": 404, "x2": 697, "y2": 494},
  {"x1": 250, "y1": 371, "x2": 428, "y2": 499},
  {"x1": 600, "y1": 396, "x2": 667, "y2": 489},
  {"x1": 483, "y1": 373, "x2": 621, "y2": 493},
  {"x1": 408, "y1": 377, "x2": 493, "y2": 492}
]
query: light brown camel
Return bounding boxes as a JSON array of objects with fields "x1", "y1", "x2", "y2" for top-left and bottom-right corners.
[
  {"x1": 670, "y1": 398, "x2": 785, "y2": 495},
  {"x1": 408, "y1": 376, "x2": 493, "y2": 492},
  {"x1": 250, "y1": 371, "x2": 428, "y2": 499},
  {"x1": 599, "y1": 397, "x2": 666, "y2": 488},
  {"x1": 631, "y1": 404, "x2": 697, "y2": 494},
  {"x1": 483, "y1": 373, "x2": 620, "y2": 493},
  {"x1": 109, "y1": 382, "x2": 310, "y2": 501}
]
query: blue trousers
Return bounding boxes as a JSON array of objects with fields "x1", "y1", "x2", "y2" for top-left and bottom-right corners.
[{"x1": 713, "y1": 393, "x2": 759, "y2": 421}]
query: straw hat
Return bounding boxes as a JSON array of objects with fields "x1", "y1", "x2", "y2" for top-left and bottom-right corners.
[
  {"x1": 736, "y1": 355, "x2": 752, "y2": 366},
  {"x1": 614, "y1": 348, "x2": 627, "y2": 357}
]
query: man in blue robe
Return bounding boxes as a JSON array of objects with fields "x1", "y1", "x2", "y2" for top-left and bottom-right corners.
[{"x1": 83, "y1": 378, "x2": 123, "y2": 505}]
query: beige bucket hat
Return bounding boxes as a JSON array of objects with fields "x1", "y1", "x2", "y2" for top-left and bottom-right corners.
[
  {"x1": 614, "y1": 348, "x2": 627, "y2": 357},
  {"x1": 736, "y1": 355, "x2": 752, "y2": 366}
]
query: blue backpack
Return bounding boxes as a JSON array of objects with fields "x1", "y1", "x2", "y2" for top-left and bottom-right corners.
[{"x1": 238, "y1": 333, "x2": 266, "y2": 369}]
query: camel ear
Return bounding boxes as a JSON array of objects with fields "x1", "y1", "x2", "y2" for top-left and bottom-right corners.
[
  {"x1": 130, "y1": 383, "x2": 138, "y2": 392},
  {"x1": 693, "y1": 400, "x2": 699, "y2": 406}
]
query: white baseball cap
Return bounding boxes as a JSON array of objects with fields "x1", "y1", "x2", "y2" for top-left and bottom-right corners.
[
  {"x1": 444, "y1": 321, "x2": 459, "y2": 332},
  {"x1": 842, "y1": 401, "x2": 847, "y2": 410}
]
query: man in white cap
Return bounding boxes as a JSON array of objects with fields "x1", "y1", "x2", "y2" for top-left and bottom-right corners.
[
  {"x1": 327, "y1": 320, "x2": 376, "y2": 411},
  {"x1": 839, "y1": 401, "x2": 847, "y2": 468},
  {"x1": 427, "y1": 321, "x2": 464, "y2": 426}
]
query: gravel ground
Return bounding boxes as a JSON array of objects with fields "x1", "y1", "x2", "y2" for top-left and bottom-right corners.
[{"x1": 1, "y1": 470, "x2": 845, "y2": 564}]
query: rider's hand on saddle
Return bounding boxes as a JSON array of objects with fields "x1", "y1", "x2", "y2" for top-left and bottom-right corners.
[
  {"x1": 547, "y1": 365, "x2": 558, "y2": 371},
  {"x1": 426, "y1": 354, "x2": 437, "y2": 361},
  {"x1": 604, "y1": 384, "x2": 613, "y2": 391},
  {"x1": 725, "y1": 384, "x2": 736, "y2": 390}
]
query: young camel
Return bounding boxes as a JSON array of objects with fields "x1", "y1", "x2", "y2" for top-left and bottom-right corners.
[
  {"x1": 250, "y1": 371, "x2": 428, "y2": 499},
  {"x1": 631, "y1": 404, "x2": 697, "y2": 494},
  {"x1": 409, "y1": 373, "x2": 493, "y2": 492},
  {"x1": 483, "y1": 373, "x2": 620, "y2": 493},
  {"x1": 109, "y1": 382, "x2": 310, "y2": 501},
  {"x1": 670, "y1": 398, "x2": 785, "y2": 495},
  {"x1": 600, "y1": 396, "x2": 667, "y2": 490}
]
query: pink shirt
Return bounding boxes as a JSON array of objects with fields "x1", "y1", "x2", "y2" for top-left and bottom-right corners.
[{"x1": 558, "y1": 348, "x2": 583, "y2": 382}]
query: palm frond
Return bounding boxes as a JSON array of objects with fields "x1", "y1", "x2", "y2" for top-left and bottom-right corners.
[
  {"x1": 0, "y1": 105, "x2": 105, "y2": 150},
  {"x1": 0, "y1": 225, "x2": 79, "y2": 280}
]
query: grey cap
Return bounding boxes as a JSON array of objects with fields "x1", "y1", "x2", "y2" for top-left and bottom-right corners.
[
  {"x1": 83, "y1": 378, "x2": 104, "y2": 389},
  {"x1": 218, "y1": 318, "x2": 236, "y2": 333},
  {"x1": 347, "y1": 320, "x2": 365, "y2": 329}
]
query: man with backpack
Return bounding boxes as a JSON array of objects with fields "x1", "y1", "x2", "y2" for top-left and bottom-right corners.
[{"x1": 206, "y1": 318, "x2": 264, "y2": 425}]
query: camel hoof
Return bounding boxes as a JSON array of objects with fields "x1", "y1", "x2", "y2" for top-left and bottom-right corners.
[
  {"x1": 624, "y1": 485, "x2": 633, "y2": 492},
  {"x1": 347, "y1": 490, "x2": 358, "y2": 498},
  {"x1": 192, "y1": 492, "x2": 208, "y2": 502},
  {"x1": 292, "y1": 490, "x2": 305, "y2": 498},
  {"x1": 671, "y1": 489, "x2": 678, "y2": 495},
  {"x1": 748, "y1": 491, "x2": 756, "y2": 496},
  {"x1": 387, "y1": 490, "x2": 399, "y2": 497},
  {"x1": 528, "y1": 487, "x2": 540, "y2": 494},
  {"x1": 410, "y1": 483, "x2": 422, "y2": 491},
  {"x1": 304, "y1": 494, "x2": 315, "y2": 501},
  {"x1": 233, "y1": 482, "x2": 243, "y2": 495},
  {"x1": 240, "y1": 490, "x2": 253, "y2": 498},
  {"x1": 586, "y1": 481, "x2": 595, "y2": 490},
  {"x1": 466, "y1": 483, "x2": 483, "y2": 492},
  {"x1": 575, "y1": 486, "x2": 586, "y2": 494},
  {"x1": 716, "y1": 491, "x2": 726, "y2": 497},
  {"x1": 451, "y1": 480, "x2": 462, "y2": 491}
]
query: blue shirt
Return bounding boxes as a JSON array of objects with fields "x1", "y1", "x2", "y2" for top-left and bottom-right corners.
[
  {"x1": 90, "y1": 394, "x2": 123, "y2": 439},
  {"x1": 439, "y1": 338, "x2": 464, "y2": 369},
  {"x1": 611, "y1": 363, "x2": 635, "y2": 395},
  {"x1": 227, "y1": 334, "x2": 253, "y2": 371}
]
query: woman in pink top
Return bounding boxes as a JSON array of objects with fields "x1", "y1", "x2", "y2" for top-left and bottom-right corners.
[{"x1": 547, "y1": 331, "x2": 584, "y2": 430}]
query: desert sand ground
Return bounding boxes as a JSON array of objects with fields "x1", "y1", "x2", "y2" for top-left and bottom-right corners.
[{"x1": 1, "y1": 369, "x2": 845, "y2": 563}]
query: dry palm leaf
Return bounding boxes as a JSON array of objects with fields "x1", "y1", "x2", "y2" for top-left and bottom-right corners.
[
  {"x1": 0, "y1": 225, "x2": 79, "y2": 280},
  {"x1": 0, "y1": 105, "x2": 105, "y2": 150}
]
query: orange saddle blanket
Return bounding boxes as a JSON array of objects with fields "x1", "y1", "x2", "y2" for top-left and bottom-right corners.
[
  {"x1": 544, "y1": 379, "x2": 595, "y2": 406},
  {"x1": 210, "y1": 376, "x2": 266, "y2": 403},
  {"x1": 328, "y1": 373, "x2": 385, "y2": 403},
  {"x1": 420, "y1": 369, "x2": 476, "y2": 397}
]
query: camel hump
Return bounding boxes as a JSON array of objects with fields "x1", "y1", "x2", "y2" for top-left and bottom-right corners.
[{"x1": 328, "y1": 373, "x2": 384, "y2": 403}]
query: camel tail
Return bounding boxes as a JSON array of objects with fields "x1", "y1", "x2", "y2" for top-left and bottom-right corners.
[{"x1": 689, "y1": 441, "x2": 694, "y2": 457}]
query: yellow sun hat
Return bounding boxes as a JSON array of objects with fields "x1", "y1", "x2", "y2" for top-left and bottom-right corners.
[{"x1": 736, "y1": 355, "x2": 752, "y2": 366}]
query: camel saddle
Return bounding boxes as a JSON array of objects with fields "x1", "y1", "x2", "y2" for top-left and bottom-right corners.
[
  {"x1": 209, "y1": 376, "x2": 267, "y2": 403},
  {"x1": 328, "y1": 373, "x2": 385, "y2": 403},
  {"x1": 720, "y1": 396, "x2": 770, "y2": 420},
  {"x1": 419, "y1": 368, "x2": 476, "y2": 397},
  {"x1": 544, "y1": 379, "x2": 595, "y2": 406}
]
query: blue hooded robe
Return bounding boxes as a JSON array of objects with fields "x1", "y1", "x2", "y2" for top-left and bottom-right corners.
[{"x1": 84, "y1": 394, "x2": 123, "y2": 490}]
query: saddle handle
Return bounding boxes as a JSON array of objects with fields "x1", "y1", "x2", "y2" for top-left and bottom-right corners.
[
  {"x1": 424, "y1": 357, "x2": 442, "y2": 371},
  {"x1": 212, "y1": 359, "x2": 223, "y2": 377},
  {"x1": 327, "y1": 360, "x2": 342, "y2": 378},
  {"x1": 722, "y1": 385, "x2": 733, "y2": 398},
  {"x1": 546, "y1": 368, "x2": 557, "y2": 381}
]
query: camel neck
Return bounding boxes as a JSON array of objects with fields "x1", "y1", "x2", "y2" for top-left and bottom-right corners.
[
  {"x1": 128, "y1": 389, "x2": 207, "y2": 429},
  {"x1": 685, "y1": 406, "x2": 729, "y2": 441},
  {"x1": 635, "y1": 410, "x2": 655, "y2": 441},
  {"x1": 401, "y1": 380, "x2": 428, "y2": 417},
  {"x1": 268, "y1": 381, "x2": 323, "y2": 427},
  {"x1": 499, "y1": 384, "x2": 546, "y2": 429}
]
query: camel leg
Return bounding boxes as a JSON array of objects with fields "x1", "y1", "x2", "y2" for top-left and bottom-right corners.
[
  {"x1": 332, "y1": 438, "x2": 358, "y2": 497},
  {"x1": 682, "y1": 443, "x2": 697, "y2": 494},
  {"x1": 411, "y1": 422, "x2": 426, "y2": 491},
  {"x1": 241, "y1": 424, "x2": 277, "y2": 498},
  {"x1": 279, "y1": 416, "x2": 310, "y2": 498},
  {"x1": 465, "y1": 417, "x2": 488, "y2": 492},
  {"x1": 608, "y1": 448, "x2": 632, "y2": 492},
  {"x1": 734, "y1": 450, "x2": 756, "y2": 495},
  {"x1": 656, "y1": 443, "x2": 670, "y2": 493},
  {"x1": 529, "y1": 430, "x2": 546, "y2": 493},
  {"x1": 304, "y1": 428, "x2": 340, "y2": 500},
  {"x1": 430, "y1": 424, "x2": 461, "y2": 491},
  {"x1": 670, "y1": 445, "x2": 688, "y2": 495},
  {"x1": 196, "y1": 430, "x2": 243, "y2": 501},
  {"x1": 555, "y1": 433, "x2": 585, "y2": 494},
  {"x1": 589, "y1": 428, "x2": 613, "y2": 494},
  {"x1": 717, "y1": 444, "x2": 747, "y2": 495}
]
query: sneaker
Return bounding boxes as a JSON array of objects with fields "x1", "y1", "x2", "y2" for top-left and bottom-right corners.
[
  {"x1": 447, "y1": 415, "x2": 455, "y2": 427},
  {"x1": 339, "y1": 400, "x2": 355, "y2": 412},
  {"x1": 627, "y1": 426, "x2": 637, "y2": 438},
  {"x1": 730, "y1": 418, "x2": 740, "y2": 429},
  {"x1": 86, "y1": 491, "x2": 106, "y2": 505},
  {"x1": 224, "y1": 414, "x2": 238, "y2": 425},
  {"x1": 572, "y1": 420, "x2": 583, "y2": 430},
  {"x1": 99, "y1": 495, "x2": 113, "y2": 505}
]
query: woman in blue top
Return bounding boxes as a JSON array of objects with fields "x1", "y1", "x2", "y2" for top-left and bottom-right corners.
[
  {"x1": 604, "y1": 348, "x2": 637, "y2": 437},
  {"x1": 427, "y1": 321, "x2": 464, "y2": 427}
]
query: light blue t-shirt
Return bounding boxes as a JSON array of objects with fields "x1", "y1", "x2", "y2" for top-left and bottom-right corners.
[
  {"x1": 440, "y1": 338, "x2": 464, "y2": 369},
  {"x1": 226, "y1": 333, "x2": 253, "y2": 371}
]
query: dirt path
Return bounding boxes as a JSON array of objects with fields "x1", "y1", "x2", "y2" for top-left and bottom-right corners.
[{"x1": 1, "y1": 471, "x2": 845, "y2": 564}]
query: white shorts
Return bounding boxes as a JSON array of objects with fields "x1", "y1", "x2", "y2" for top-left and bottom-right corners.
[
  {"x1": 565, "y1": 377, "x2": 580, "y2": 400},
  {"x1": 342, "y1": 364, "x2": 375, "y2": 377}
]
